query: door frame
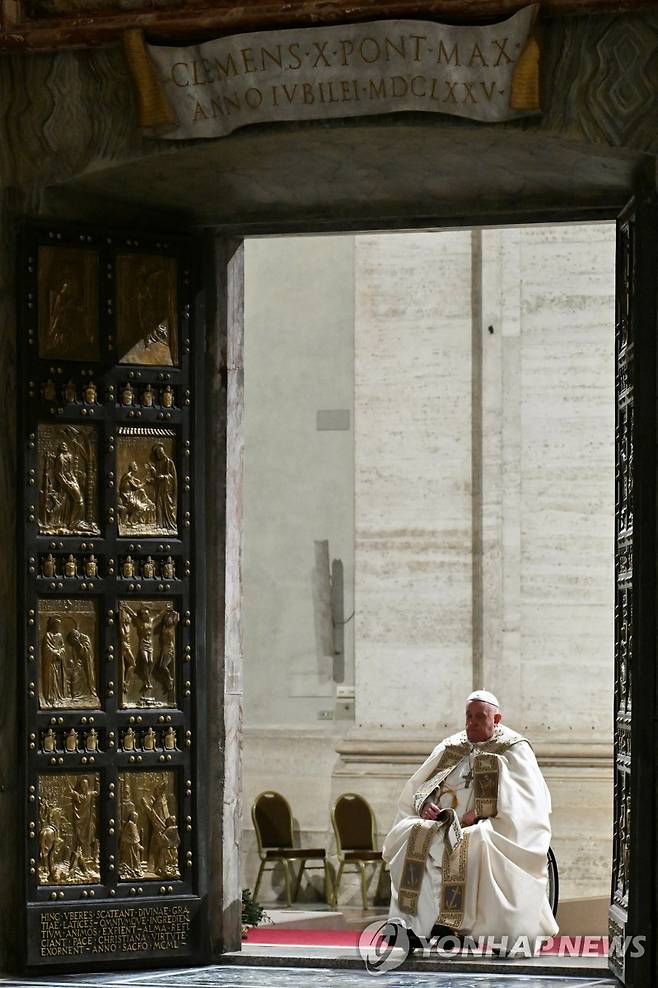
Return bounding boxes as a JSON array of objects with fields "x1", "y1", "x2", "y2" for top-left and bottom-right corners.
[{"x1": 210, "y1": 190, "x2": 656, "y2": 984}]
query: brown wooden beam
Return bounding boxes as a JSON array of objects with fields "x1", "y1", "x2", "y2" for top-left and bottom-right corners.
[{"x1": 1, "y1": 0, "x2": 655, "y2": 51}]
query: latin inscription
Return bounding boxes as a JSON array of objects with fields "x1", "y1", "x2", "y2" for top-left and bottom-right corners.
[
  {"x1": 39, "y1": 905, "x2": 190, "y2": 957},
  {"x1": 146, "y1": 8, "x2": 539, "y2": 140}
]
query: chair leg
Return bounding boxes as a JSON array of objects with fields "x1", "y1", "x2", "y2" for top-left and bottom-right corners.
[
  {"x1": 292, "y1": 859, "x2": 306, "y2": 902},
  {"x1": 282, "y1": 859, "x2": 292, "y2": 907},
  {"x1": 334, "y1": 861, "x2": 344, "y2": 905},
  {"x1": 253, "y1": 859, "x2": 266, "y2": 902},
  {"x1": 323, "y1": 859, "x2": 336, "y2": 908},
  {"x1": 358, "y1": 861, "x2": 369, "y2": 910}
]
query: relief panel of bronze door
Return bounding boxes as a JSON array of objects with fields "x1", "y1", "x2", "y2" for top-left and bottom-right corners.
[{"x1": 19, "y1": 223, "x2": 206, "y2": 969}]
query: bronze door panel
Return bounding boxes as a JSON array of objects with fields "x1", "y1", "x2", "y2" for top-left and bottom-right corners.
[
  {"x1": 609, "y1": 193, "x2": 657, "y2": 986},
  {"x1": 19, "y1": 221, "x2": 205, "y2": 969}
]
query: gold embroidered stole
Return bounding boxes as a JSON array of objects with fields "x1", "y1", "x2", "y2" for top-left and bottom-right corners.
[
  {"x1": 437, "y1": 831, "x2": 470, "y2": 929},
  {"x1": 398, "y1": 820, "x2": 439, "y2": 915},
  {"x1": 412, "y1": 743, "x2": 469, "y2": 814},
  {"x1": 473, "y1": 752, "x2": 500, "y2": 818},
  {"x1": 436, "y1": 753, "x2": 499, "y2": 928},
  {"x1": 401, "y1": 744, "x2": 468, "y2": 918}
]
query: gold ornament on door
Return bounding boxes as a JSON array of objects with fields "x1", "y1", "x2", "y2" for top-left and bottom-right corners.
[
  {"x1": 37, "y1": 425, "x2": 100, "y2": 535},
  {"x1": 38, "y1": 598, "x2": 99, "y2": 710},
  {"x1": 38, "y1": 246, "x2": 99, "y2": 362},
  {"x1": 116, "y1": 254, "x2": 178, "y2": 366},
  {"x1": 119, "y1": 599, "x2": 179, "y2": 707},
  {"x1": 38, "y1": 773, "x2": 100, "y2": 885},
  {"x1": 117, "y1": 427, "x2": 177, "y2": 536},
  {"x1": 118, "y1": 771, "x2": 180, "y2": 880}
]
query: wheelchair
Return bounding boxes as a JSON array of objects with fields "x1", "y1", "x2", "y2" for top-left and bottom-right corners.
[{"x1": 547, "y1": 845, "x2": 559, "y2": 917}]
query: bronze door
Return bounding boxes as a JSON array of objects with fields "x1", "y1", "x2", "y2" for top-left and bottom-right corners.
[
  {"x1": 18, "y1": 222, "x2": 207, "y2": 968},
  {"x1": 609, "y1": 193, "x2": 657, "y2": 986}
]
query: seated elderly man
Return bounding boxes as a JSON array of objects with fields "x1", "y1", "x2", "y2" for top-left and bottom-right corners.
[{"x1": 383, "y1": 690, "x2": 558, "y2": 950}]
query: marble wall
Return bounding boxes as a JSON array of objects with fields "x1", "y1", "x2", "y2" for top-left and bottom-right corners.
[
  {"x1": 243, "y1": 235, "x2": 355, "y2": 728},
  {"x1": 479, "y1": 225, "x2": 615, "y2": 738},
  {"x1": 241, "y1": 224, "x2": 615, "y2": 906},
  {"x1": 353, "y1": 231, "x2": 474, "y2": 730}
]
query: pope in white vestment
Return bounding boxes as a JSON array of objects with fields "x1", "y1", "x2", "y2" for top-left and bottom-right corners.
[{"x1": 382, "y1": 691, "x2": 559, "y2": 948}]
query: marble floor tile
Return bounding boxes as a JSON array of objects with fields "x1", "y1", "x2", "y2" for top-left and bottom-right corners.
[{"x1": 0, "y1": 965, "x2": 616, "y2": 988}]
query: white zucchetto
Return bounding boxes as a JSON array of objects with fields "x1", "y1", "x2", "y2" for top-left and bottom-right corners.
[{"x1": 466, "y1": 689, "x2": 500, "y2": 708}]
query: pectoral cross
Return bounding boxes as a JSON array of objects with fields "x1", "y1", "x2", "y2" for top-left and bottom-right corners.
[{"x1": 461, "y1": 763, "x2": 473, "y2": 789}]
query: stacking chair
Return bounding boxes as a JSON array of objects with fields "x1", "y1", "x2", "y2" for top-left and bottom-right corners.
[
  {"x1": 331, "y1": 792, "x2": 386, "y2": 908},
  {"x1": 251, "y1": 790, "x2": 334, "y2": 907}
]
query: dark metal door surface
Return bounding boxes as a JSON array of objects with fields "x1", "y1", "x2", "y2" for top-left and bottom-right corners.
[
  {"x1": 17, "y1": 221, "x2": 207, "y2": 970},
  {"x1": 609, "y1": 192, "x2": 657, "y2": 986}
]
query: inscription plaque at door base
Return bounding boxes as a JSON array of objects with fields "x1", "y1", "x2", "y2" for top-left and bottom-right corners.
[{"x1": 29, "y1": 900, "x2": 199, "y2": 966}]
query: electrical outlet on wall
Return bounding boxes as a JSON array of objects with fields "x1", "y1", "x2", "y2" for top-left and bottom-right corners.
[{"x1": 318, "y1": 709, "x2": 334, "y2": 720}]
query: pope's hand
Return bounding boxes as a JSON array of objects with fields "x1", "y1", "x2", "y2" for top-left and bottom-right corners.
[
  {"x1": 460, "y1": 809, "x2": 477, "y2": 827},
  {"x1": 420, "y1": 801, "x2": 440, "y2": 820}
]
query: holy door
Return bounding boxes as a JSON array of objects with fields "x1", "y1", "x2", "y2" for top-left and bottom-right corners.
[
  {"x1": 18, "y1": 221, "x2": 208, "y2": 969},
  {"x1": 609, "y1": 194, "x2": 657, "y2": 987}
]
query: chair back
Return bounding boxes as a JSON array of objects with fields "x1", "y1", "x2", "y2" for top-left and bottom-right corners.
[
  {"x1": 252, "y1": 791, "x2": 294, "y2": 853},
  {"x1": 332, "y1": 792, "x2": 376, "y2": 854}
]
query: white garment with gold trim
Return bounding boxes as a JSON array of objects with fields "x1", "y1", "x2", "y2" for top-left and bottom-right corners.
[{"x1": 382, "y1": 725, "x2": 559, "y2": 943}]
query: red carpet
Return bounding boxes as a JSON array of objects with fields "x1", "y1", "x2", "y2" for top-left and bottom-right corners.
[
  {"x1": 244, "y1": 928, "x2": 607, "y2": 955},
  {"x1": 245, "y1": 929, "x2": 363, "y2": 946}
]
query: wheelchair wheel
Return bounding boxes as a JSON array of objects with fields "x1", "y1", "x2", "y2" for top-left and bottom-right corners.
[{"x1": 546, "y1": 845, "x2": 559, "y2": 918}]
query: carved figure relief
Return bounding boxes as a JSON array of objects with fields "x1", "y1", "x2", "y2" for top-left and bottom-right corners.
[
  {"x1": 118, "y1": 771, "x2": 180, "y2": 880},
  {"x1": 116, "y1": 254, "x2": 179, "y2": 366},
  {"x1": 39, "y1": 599, "x2": 99, "y2": 709},
  {"x1": 83, "y1": 381, "x2": 97, "y2": 404},
  {"x1": 119, "y1": 599, "x2": 179, "y2": 707},
  {"x1": 618, "y1": 402, "x2": 634, "y2": 535},
  {"x1": 84, "y1": 555, "x2": 98, "y2": 578},
  {"x1": 63, "y1": 380, "x2": 78, "y2": 404},
  {"x1": 117, "y1": 428, "x2": 177, "y2": 536},
  {"x1": 119, "y1": 555, "x2": 178, "y2": 581},
  {"x1": 42, "y1": 379, "x2": 57, "y2": 402},
  {"x1": 37, "y1": 425, "x2": 100, "y2": 535},
  {"x1": 38, "y1": 773, "x2": 100, "y2": 885},
  {"x1": 617, "y1": 586, "x2": 632, "y2": 715},
  {"x1": 41, "y1": 553, "x2": 56, "y2": 577},
  {"x1": 38, "y1": 246, "x2": 99, "y2": 362},
  {"x1": 42, "y1": 728, "x2": 57, "y2": 752}
]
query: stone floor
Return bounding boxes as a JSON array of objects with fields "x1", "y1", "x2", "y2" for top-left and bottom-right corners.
[{"x1": 0, "y1": 966, "x2": 617, "y2": 988}]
